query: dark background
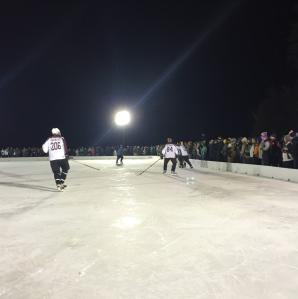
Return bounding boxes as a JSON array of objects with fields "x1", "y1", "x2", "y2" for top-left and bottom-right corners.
[{"x1": 0, "y1": 0, "x2": 297, "y2": 147}]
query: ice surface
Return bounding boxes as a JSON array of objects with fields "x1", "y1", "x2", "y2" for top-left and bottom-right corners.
[{"x1": 0, "y1": 157, "x2": 298, "y2": 299}]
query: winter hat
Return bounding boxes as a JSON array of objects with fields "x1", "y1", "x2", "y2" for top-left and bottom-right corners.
[
  {"x1": 260, "y1": 132, "x2": 268, "y2": 140},
  {"x1": 241, "y1": 137, "x2": 248, "y2": 143}
]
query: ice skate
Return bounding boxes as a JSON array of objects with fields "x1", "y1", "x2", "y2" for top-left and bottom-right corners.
[{"x1": 56, "y1": 184, "x2": 63, "y2": 192}]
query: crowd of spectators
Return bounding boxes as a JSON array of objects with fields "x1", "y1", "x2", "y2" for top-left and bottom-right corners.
[
  {"x1": 0, "y1": 145, "x2": 160, "y2": 158},
  {"x1": 186, "y1": 130, "x2": 298, "y2": 169},
  {"x1": 1, "y1": 130, "x2": 298, "y2": 169},
  {"x1": 68, "y1": 145, "x2": 160, "y2": 157},
  {"x1": 0, "y1": 147, "x2": 44, "y2": 158}
]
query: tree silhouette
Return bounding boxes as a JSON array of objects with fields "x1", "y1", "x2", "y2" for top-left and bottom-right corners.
[{"x1": 254, "y1": 2, "x2": 298, "y2": 135}]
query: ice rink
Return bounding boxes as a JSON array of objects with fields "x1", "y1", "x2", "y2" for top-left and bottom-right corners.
[{"x1": 1, "y1": 157, "x2": 298, "y2": 299}]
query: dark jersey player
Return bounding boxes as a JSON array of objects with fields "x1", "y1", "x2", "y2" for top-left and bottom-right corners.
[{"x1": 116, "y1": 145, "x2": 124, "y2": 165}]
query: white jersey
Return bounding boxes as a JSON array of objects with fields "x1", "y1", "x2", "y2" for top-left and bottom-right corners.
[
  {"x1": 162, "y1": 144, "x2": 178, "y2": 159},
  {"x1": 42, "y1": 137, "x2": 67, "y2": 161},
  {"x1": 179, "y1": 145, "x2": 188, "y2": 156}
]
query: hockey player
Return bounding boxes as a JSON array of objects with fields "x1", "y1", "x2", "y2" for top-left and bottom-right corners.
[
  {"x1": 116, "y1": 145, "x2": 124, "y2": 165},
  {"x1": 161, "y1": 137, "x2": 179, "y2": 174},
  {"x1": 42, "y1": 128, "x2": 70, "y2": 191},
  {"x1": 178, "y1": 141, "x2": 193, "y2": 168}
]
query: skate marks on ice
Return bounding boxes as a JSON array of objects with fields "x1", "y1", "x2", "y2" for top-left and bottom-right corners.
[
  {"x1": 0, "y1": 170, "x2": 39, "y2": 181},
  {"x1": 0, "y1": 237, "x2": 101, "y2": 298},
  {"x1": 160, "y1": 172, "x2": 232, "y2": 201},
  {"x1": 0, "y1": 181, "x2": 58, "y2": 193},
  {"x1": 71, "y1": 159, "x2": 101, "y2": 171},
  {"x1": 0, "y1": 193, "x2": 56, "y2": 218},
  {"x1": 0, "y1": 170, "x2": 49, "y2": 183}
]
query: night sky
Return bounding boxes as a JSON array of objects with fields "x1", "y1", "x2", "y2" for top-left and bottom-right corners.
[{"x1": 0, "y1": 0, "x2": 292, "y2": 147}]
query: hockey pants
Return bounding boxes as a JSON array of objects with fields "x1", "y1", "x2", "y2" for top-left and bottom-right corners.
[
  {"x1": 50, "y1": 158, "x2": 70, "y2": 186},
  {"x1": 164, "y1": 158, "x2": 177, "y2": 172},
  {"x1": 179, "y1": 155, "x2": 193, "y2": 168}
]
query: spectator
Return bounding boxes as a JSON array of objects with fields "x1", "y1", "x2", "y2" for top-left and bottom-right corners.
[
  {"x1": 269, "y1": 134, "x2": 282, "y2": 167},
  {"x1": 227, "y1": 139, "x2": 237, "y2": 163},
  {"x1": 221, "y1": 139, "x2": 229, "y2": 162},
  {"x1": 208, "y1": 140, "x2": 215, "y2": 161},
  {"x1": 260, "y1": 132, "x2": 270, "y2": 165},
  {"x1": 291, "y1": 131, "x2": 298, "y2": 169},
  {"x1": 250, "y1": 138, "x2": 261, "y2": 164},
  {"x1": 200, "y1": 141, "x2": 208, "y2": 160},
  {"x1": 240, "y1": 137, "x2": 250, "y2": 164},
  {"x1": 282, "y1": 134, "x2": 294, "y2": 168}
]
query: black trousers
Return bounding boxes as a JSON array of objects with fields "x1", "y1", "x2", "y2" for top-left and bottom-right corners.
[
  {"x1": 116, "y1": 155, "x2": 123, "y2": 164},
  {"x1": 50, "y1": 158, "x2": 70, "y2": 185},
  {"x1": 178, "y1": 155, "x2": 193, "y2": 168},
  {"x1": 164, "y1": 158, "x2": 177, "y2": 171}
]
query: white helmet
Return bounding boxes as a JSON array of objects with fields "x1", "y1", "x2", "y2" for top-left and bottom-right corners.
[{"x1": 51, "y1": 128, "x2": 61, "y2": 136}]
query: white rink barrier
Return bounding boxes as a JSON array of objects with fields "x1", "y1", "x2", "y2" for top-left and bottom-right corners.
[
  {"x1": 2, "y1": 156, "x2": 296, "y2": 183},
  {"x1": 0, "y1": 156, "x2": 155, "y2": 162},
  {"x1": 72, "y1": 156, "x2": 154, "y2": 160},
  {"x1": 191, "y1": 159, "x2": 298, "y2": 183}
]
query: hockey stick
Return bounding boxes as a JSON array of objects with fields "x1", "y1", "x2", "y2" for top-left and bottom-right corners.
[
  {"x1": 71, "y1": 159, "x2": 101, "y2": 171},
  {"x1": 137, "y1": 157, "x2": 161, "y2": 176}
]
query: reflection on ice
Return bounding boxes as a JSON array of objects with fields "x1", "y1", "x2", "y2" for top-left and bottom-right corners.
[
  {"x1": 112, "y1": 216, "x2": 141, "y2": 230},
  {"x1": 186, "y1": 176, "x2": 195, "y2": 185}
]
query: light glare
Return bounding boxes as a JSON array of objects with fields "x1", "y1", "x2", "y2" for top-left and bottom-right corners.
[{"x1": 114, "y1": 110, "x2": 131, "y2": 126}]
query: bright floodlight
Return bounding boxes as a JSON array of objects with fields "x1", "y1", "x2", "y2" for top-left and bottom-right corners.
[{"x1": 114, "y1": 110, "x2": 131, "y2": 126}]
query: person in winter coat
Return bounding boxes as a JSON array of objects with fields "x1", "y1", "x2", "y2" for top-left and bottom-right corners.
[
  {"x1": 200, "y1": 141, "x2": 208, "y2": 160},
  {"x1": 291, "y1": 131, "x2": 298, "y2": 169},
  {"x1": 282, "y1": 134, "x2": 294, "y2": 168},
  {"x1": 269, "y1": 134, "x2": 282, "y2": 167},
  {"x1": 240, "y1": 137, "x2": 251, "y2": 164},
  {"x1": 227, "y1": 139, "x2": 237, "y2": 163},
  {"x1": 249, "y1": 138, "x2": 261, "y2": 165},
  {"x1": 260, "y1": 132, "x2": 270, "y2": 165}
]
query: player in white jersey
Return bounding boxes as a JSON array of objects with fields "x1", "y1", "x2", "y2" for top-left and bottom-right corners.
[
  {"x1": 161, "y1": 137, "x2": 179, "y2": 174},
  {"x1": 178, "y1": 141, "x2": 193, "y2": 168},
  {"x1": 42, "y1": 128, "x2": 70, "y2": 191}
]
